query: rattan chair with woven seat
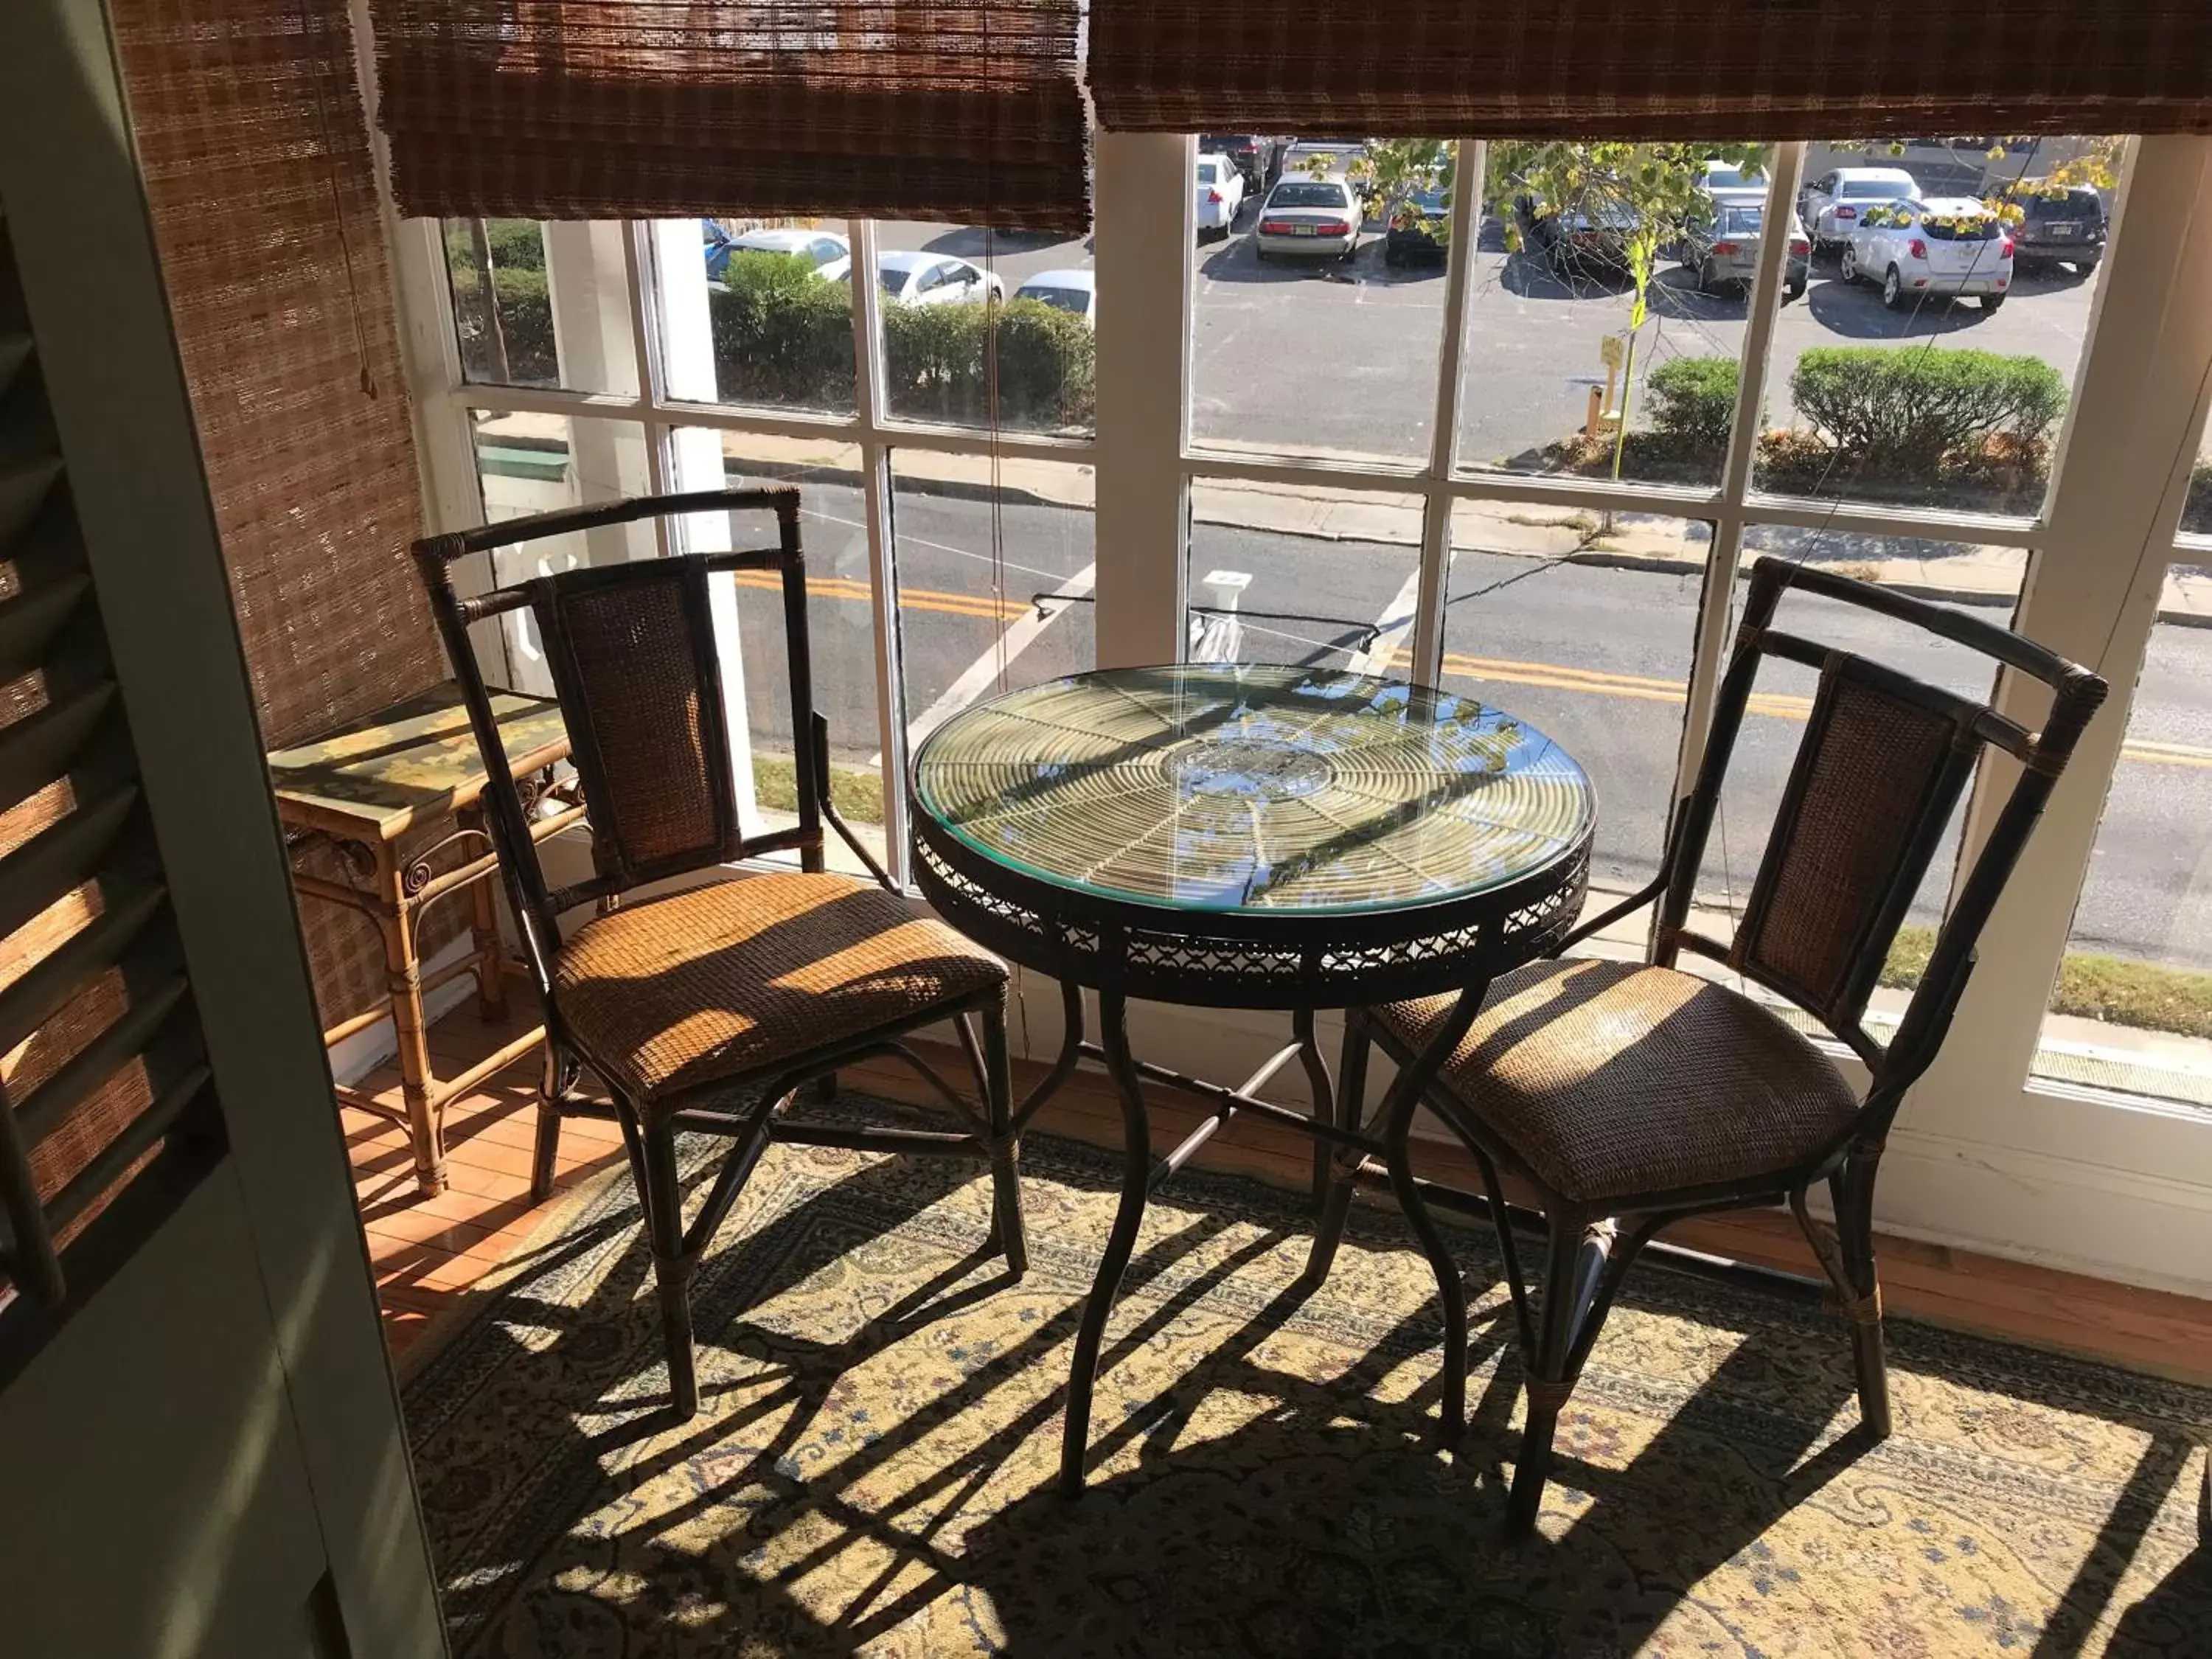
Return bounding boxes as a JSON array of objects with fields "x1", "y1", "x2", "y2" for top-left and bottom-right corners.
[
  {"x1": 1343, "y1": 557, "x2": 2106, "y2": 1536},
  {"x1": 415, "y1": 487, "x2": 1026, "y2": 1419}
]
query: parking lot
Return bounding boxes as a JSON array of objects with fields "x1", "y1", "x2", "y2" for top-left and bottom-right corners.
[{"x1": 878, "y1": 201, "x2": 2102, "y2": 467}]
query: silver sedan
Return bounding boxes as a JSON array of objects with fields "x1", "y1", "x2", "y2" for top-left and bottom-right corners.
[
  {"x1": 1682, "y1": 202, "x2": 1809, "y2": 298},
  {"x1": 1253, "y1": 178, "x2": 1363, "y2": 261}
]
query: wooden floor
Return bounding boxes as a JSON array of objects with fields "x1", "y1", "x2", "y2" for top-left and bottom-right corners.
[{"x1": 348, "y1": 1000, "x2": 2212, "y2": 1382}]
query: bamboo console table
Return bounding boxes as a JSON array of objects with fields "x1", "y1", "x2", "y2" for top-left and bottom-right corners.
[{"x1": 269, "y1": 683, "x2": 577, "y2": 1196}]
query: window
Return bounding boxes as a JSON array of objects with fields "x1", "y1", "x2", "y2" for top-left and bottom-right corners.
[
  {"x1": 2031, "y1": 619, "x2": 2212, "y2": 1107},
  {"x1": 395, "y1": 128, "x2": 2212, "y2": 1284},
  {"x1": 445, "y1": 218, "x2": 639, "y2": 395},
  {"x1": 1456, "y1": 139, "x2": 1773, "y2": 491},
  {"x1": 1755, "y1": 136, "x2": 2119, "y2": 518},
  {"x1": 1192, "y1": 139, "x2": 1454, "y2": 465},
  {"x1": 655, "y1": 218, "x2": 855, "y2": 416}
]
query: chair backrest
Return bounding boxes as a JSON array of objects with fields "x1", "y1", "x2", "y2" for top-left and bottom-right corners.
[
  {"x1": 413, "y1": 487, "x2": 840, "y2": 998},
  {"x1": 1654, "y1": 557, "x2": 2106, "y2": 1106}
]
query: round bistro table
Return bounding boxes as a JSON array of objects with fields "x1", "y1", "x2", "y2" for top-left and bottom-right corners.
[{"x1": 910, "y1": 663, "x2": 1596, "y2": 1493}]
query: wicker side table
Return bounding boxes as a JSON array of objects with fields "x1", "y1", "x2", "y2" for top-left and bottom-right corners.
[{"x1": 269, "y1": 682, "x2": 577, "y2": 1195}]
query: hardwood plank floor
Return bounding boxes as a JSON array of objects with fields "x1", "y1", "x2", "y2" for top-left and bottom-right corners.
[{"x1": 347, "y1": 1004, "x2": 2212, "y2": 1384}]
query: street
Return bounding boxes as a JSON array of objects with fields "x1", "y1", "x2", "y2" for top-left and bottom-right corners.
[{"x1": 726, "y1": 479, "x2": 2212, "y2": 973}]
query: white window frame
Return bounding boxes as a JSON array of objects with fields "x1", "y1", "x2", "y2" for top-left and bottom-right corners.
[{"x1": 375, "y1": 122, "x2": 2212, "y2": 1294}]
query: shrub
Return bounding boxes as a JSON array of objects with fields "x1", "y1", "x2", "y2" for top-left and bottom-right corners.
[
  {"x1": 443, "y1": 217, "x2": 547, "y2": 276},
  {"x1": 1645, "y1": 355, "x2": 1739, "y2": 450},
  {"x1": 704, "y1": 275, "x2": 1095, "y2": 431},
  {"x1": 707, "y1": 253, "x2": 855, "y2": 408},
  {"x1": 2183, "y1": 461, "x2": 2212, "y2": 538},
  {"x1": 1790, "y1": 347, "x2": 2068, "y2": 467},
  {"x1": 451, "y1": 265, "x2": 557, "y2": 385}
]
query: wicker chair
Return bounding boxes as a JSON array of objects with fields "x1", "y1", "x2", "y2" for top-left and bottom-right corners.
[
  {"x1": 1349, "y1": 557, "x2": 2106, "y2": 1535},
  {"x1": 414, "y1": 487, "x2": 1026, "y2": 1419}
]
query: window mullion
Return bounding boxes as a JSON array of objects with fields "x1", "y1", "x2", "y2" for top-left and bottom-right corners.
[
  {"x1": 1097, "y1": 131, "x2": 1193, "y2": 667},
  {"x1": 1408, "y1": 139, "x2": 1487, "y2": 688},
  {"x1": 846, "y1": 220, "x2": 914, "y2": 883},
  {"x1": 1667, "y1": 141, "x2": 1806, "y2": 807}
]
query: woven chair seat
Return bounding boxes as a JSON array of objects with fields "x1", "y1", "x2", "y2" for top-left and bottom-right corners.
[
  {"x1": 1380, "y1": 958, "x2": 1858, "y2": 1206},
  {"x1": 554, "y1": 872, "x2": 1006, "y2": 1106}
]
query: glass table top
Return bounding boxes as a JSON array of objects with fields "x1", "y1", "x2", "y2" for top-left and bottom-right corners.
[{"x1": 912, "y1": 664, "x2": 1594, "y2": 917}]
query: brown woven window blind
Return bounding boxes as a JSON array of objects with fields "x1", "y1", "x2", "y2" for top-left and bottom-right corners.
[
  {"x1": 108, "y1": 0, "x2": 455, "y2": 1033},
  {"x1": 370, "y1": 1, "x2": 1091, "y2": 233},
  {"x1": 1089, "y1": 3, "x2": 2212, "y2": 139}
]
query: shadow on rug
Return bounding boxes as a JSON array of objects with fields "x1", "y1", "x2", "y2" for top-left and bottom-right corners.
[{"x1": 403, "y1": 1102, "x2": 2212, "y2": 1657}]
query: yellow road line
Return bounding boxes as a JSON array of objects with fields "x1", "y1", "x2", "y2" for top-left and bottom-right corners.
[
  {"x1": 1431, "y1": 651, "x2": 2212, "y2": 770},
  {"x1": 731, "y1": 568, "x2": 1028, "y2": 623},
  {"x1": 735, "y1": 575, "x2": 2212, "y2": 773}
]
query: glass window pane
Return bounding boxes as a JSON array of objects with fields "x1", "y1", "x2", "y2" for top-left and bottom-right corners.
[
  {"x1": 889, "y1": 454, "x2": 1095, "y2": 751},
  {"x1": 445, "y1": 218, "x2": 639, "y2": 394},
  {"x1": 651, "y1": 217, "x2": 857, "y2": 415},
  {"x1": 1753, "y1": 137, "x2": 2120, "y2": 515},
  {"x1": 2181, "y1": 403, "x2": 2212, "y2": 547},
  {"x1": 1456, "y1": 142, "x2": 1777, "y2": 490},
  {"x1": 1703, "y1": 528, "x2": 2034, "y2": 1042},
  {"x1": 1183, "y1": 481, "x2": 1423, "y2": 670},
  {"x1": 469, "y1": 413, "x2": 654, "y2": 699},
  {"x1": 1442, "y1": 507, "x2": 1711, "y2": 898},
  {"x1": 1192, "y1": 138, "x2": 1453, "y2": 464},
  {"x1": 664, "y1": 432, "x2": 887, "y2": 874},
  {"x1": 2032, "y1": 618, "x2": 2212, "y2": 1107},
  {"x1": 874, "y1": 215, "x2": 1096, "y2": 436}
]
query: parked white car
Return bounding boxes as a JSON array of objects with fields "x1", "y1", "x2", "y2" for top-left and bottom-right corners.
[
  {"x1": 1839, "y1": 195, "x2": 2014, "y2": 310},
  {"x1": 1801, "y1": 166, "x2": 1922, "y2": 250},
  {"x1": 713, "y1": 226, "x2": 851, "y2": 282},
  {"x1": 1254, "y1": 176, "x2": 1363, "y2": 261},
  {"x1": 876, "y1": 251, "x2": 1006, "y2": 307},
  {"x1": 1195, "y1": 152, "x2": 1246, "y2": 239},
  {"x1": 1698, "y1": 159, "x2": 1768, "y2": 212},
  {"x1": 1014, "y1": 268, "x2": 1095, "y2": 325}
]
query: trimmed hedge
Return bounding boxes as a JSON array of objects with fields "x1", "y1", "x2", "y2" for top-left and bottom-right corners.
[
  {"x1": 707, "y1": 252, "x2": 856, "y2": 408},
  {"x1": 451, "y1": 265, "x2": 557, "y2": 386},
  {"x1": 1790, "y1": 346, "x2": 2067, "y2": 465},
  {"x1": 703, "y1": 258, "x2": 1094, "y2": 431},
  {"x1": 443, "y1": 218, "x2": 546, "y2": 274},
  {"x1": 1646, "y1": 356, "x2": 1739, "y2": 449},
  {"x1": 2184, "y1": 462, "x2": 2212, "y2": 538},
  {"x1": 1596, "y1": 347, "x2": 2065, "y2": 510}
]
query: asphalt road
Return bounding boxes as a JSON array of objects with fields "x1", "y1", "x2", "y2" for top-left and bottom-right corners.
[
  {"x1": 727, "y1": 483, "x2": 2212, "y2": 972},
  {"x1": 876, "y1": 208, "x2": 2101, "y2": 473}
]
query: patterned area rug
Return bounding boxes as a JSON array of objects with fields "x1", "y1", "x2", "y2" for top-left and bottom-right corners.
[{"x1": 405, "y1": 1107, "x2": 2212, "y2": 1656}]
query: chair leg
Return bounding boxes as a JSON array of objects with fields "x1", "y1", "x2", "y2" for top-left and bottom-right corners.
[
  {"x1": 1382, "y1": 1072, "x2": 1469, "y2": 1447},
  {"x1": 530, "y1": 1041, "x2": 568, "y2": 1203},
  {"x1": 981, "y1": 1002, "x2": 1027, "y2": 1279},
  {"x1": 1829, "y1": 1155, "x2": 1893, "y2": 1441},
  {"x1": 1507, "y1": 1213, "x2": 1588, "y2": 1537},
  {"x1": 634, "y1": 1112, "x2": 699, "y2": 1419},
  {"x1": 1300, "y1": 1007, "x2": 1369, "y2": 1291}
]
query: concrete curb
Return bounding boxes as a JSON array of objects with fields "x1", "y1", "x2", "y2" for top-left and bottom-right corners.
[{"x1": 486, "y1": 420, "x2": 2212, "y2": 628}]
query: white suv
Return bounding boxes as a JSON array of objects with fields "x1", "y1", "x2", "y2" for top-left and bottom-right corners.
[
  {"x1": 1839, "y1": 196, "x2": 2014, "y2": 311},
  {"x1": 1801, "y1": 167, "x2": 1922, "y2": 251}
]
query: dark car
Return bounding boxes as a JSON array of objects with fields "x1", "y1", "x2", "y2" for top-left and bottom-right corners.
[
  {"x1": 2006, "y1": 184, "x2": 2107, "y2": 274},
  {"x1": 1200, "y1": 134, "x2": 1284, "y2": 196},
  {"x1": 1384, "y1": 181, "x2": 1450, "y2": 265},
  {"x1": 1521, "y1": 192, "x2": 1641, "y2": 277}
]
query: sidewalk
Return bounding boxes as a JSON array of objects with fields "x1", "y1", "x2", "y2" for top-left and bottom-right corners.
[{"x1": 477, "y1": 412, "x2": 2212, "y2": 627}]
